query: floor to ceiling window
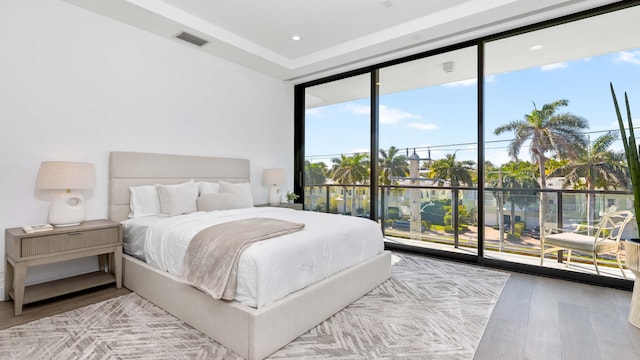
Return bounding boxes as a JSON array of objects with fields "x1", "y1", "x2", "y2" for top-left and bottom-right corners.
[
  {"x1": 377, "y1": 46, "x2": 478, "y2": 254},
  {"x1": 483, "y1": 4, "x2": 640, "y2": 280},
  {"x1": 295, "y1": 2, "x2": 640, "y2": 288},
  {"x1": 303, "y1": 74, "x2": 372, "y2": 217}
]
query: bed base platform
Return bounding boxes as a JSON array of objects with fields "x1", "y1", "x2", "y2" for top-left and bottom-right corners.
[{"x1": 123, "y1": 251, "x2": 391, "y2": 360}]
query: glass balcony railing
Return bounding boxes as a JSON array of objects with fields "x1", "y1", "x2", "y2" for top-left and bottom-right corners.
[
  {"x1": 304, "y1": 184, "x2": 372, "y2": 217},
  {"x1": 303, "y1": 184, "x2": 637, "y2": 279}
]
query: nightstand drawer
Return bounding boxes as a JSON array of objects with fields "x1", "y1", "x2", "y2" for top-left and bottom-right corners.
[{"x1": 21, "y1": 227, "x2": 120, "y2": 257}]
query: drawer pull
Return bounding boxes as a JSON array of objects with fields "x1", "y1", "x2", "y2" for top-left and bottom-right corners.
[{"x1": 68, "y1": 232, "x2": 83, "y2": 236}]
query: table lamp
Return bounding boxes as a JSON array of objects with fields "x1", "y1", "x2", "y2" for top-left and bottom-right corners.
[
  {"x1": 262, "y1": 168, "x2": 286, "y2": 206},
  {"x1": 36, "y1": 161, "x2": 96, "y2": 227}
]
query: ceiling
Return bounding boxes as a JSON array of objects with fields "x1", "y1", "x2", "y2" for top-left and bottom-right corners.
[
  {"x1": 63, "y1": 0, "x2": 622, "y2": 83},
  {"x1": 305, "y1": 4, "x2": 640, "y2": 108}
]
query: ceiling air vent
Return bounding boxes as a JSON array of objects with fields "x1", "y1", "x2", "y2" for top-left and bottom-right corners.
[{"x1": 175, "y1": 31, "x2": 208, "y2": 47}]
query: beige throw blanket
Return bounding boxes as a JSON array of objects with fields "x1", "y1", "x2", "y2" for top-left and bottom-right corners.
[{"x1": 181, "y1": 217, "x2": 305, "y2": 300}]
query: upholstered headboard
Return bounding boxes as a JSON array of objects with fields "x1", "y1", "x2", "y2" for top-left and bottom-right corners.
[{"x1": 108, "y1": 151, "x2": 250, "y2": 222}]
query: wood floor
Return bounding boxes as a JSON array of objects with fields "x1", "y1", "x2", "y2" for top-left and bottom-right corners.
[
  {"x1": 2, "y1": 272, "x2": 639, "y2": 359},
  {"x1": 475, "y1": 272, "x2": 640, "y2": 360},
  {"x1": 0, "y1": 285, "x2": 131, "y2": 330}
]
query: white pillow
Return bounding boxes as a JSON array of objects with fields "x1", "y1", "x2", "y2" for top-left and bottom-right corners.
[
  {"x1": 197, "y1": 193, "x2": 244, "y2": 211},
  {"x1": 219, "y1": 181, "x2": 254, "y2": 209},
  {"x1": 129, "y1": 185, "x2": 161, "y2": 218},
  {"x1": 155, "y1": 180, "x2": 198, "y2": 216},
  {"x1": 197, "y1": 181, "x2": 220, "y2": 195}
]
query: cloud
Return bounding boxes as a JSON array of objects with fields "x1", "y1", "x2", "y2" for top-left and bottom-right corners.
[
  {"x1": 540, "y1": 62, "x2": 568, "y2": 71},
  {"x1": 406, "y1": 122, "x2": 438, "y2": 131},
  {"x1": 343, "y1": 104, "x2": 420, "y2": 125},
  {"x1": 305, "y1": 108, "x2": 323, "y2": 117},
  {"x1": 615, "y1": 50, "x2": 640, "y2": 65},
  {"x1": 343, "y1": 103, "x2": 370, "y2": 115},
  {"x1": 612, "y1": 118, "x2": 640, "y2": 130},
  {"x1": 380, "y1": 105, "x2": 420, "y2": 124}
]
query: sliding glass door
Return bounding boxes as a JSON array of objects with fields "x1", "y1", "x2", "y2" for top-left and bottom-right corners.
[
  {"x1": 378, "y1": 46, "x2": 478, "y2": 254},
  {"x1": 295, "y1": 2, "x2": 640, "y2": 287},
  {"x1": 303, "y1": 74, "x2": 372, "y2": 216},
  {"x1": 483, "y1": 4, "x2": 640, "y2": 280}
]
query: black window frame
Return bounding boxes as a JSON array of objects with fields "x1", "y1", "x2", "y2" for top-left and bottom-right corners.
[{"x1": 294, "y1": 0, "x2": 640, "y2": 290}]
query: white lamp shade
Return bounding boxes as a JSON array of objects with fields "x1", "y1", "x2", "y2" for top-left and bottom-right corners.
[
  {"x1": 262, "y1": 168, "x2": 286, "y2": 185},
  {"x1": 35, "y1": 161, "x2": 96, "y2": 226},
  {"x1": 36, "y1": 161, "x2": 96, "y2": 190}
]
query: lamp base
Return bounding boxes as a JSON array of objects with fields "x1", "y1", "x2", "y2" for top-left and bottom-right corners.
[
  {"x1": 48, "y1": 192, "x2": 85, "y2": 227},
  {"x1": 268, "y1": 186, "x2": 281, "y2": 206}
]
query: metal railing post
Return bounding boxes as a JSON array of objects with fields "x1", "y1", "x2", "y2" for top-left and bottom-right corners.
[
  {"x1": 557, "y1": 191, "x2": 564, "y2": 263},
  {"x1": 325, "y1": 185, "x2": 330, "y2": 213},
  {"x1": 453, "y1": 188, "x2": 459, "y2": 248},
  {"x1": 380, "y1": 186, "x2": 386, "y2": 234}
]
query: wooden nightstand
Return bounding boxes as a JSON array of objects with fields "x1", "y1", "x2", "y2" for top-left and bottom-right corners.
[
  {"x1": 255, "y1": 203, "x2": 303, "y2": 210},
  {"x1": 4, "y1": 219, "x2": 122, "y2": 316}
]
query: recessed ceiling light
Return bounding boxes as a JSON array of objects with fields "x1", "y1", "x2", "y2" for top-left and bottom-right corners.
[
  {"x1": 382, "y1": 0, "x2": 394, "y2": 8},
  {"x1": 530, "y1": 44, "x2": 543, "y2": 51},
  {"x1": 291, "y1": 35, "x2": 302, "y2": 41}
]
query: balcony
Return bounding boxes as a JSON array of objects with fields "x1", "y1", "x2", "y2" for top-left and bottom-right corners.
[{"x1": 303, "y1": 184, "x2": 637, "y2": 281}]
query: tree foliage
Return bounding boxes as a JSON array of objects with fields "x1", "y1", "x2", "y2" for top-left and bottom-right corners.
[
  {"x1": 494, "y1": 99, "x2": 589, "y2": 188},
  {"x1": 428, "y1": 152, "x2": 475, "y2": 187},
  {"x1": 379, "y1": 146, "x2": 409, "y2": 185},
  {"x1": 304, "y1": 160, "x2": 328, "y2": 185},
  {"x1": 330, "y1": 153, "x2": 370, "y2": 185},
  {"x1": 551, "y1": 132, "x2": 627, "y2": 191}
]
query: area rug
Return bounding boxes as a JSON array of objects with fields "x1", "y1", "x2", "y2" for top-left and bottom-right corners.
[{"x1": 0, "y1": 253, "x2": 509, "y2": 359}]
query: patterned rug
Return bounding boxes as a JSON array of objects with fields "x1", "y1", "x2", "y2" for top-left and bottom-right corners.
[{"x1": 0, "y1": 253, "x2": 509, "y2": 359}]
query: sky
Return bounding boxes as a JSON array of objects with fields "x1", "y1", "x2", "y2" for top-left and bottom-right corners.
[{"x1": 305, "y1": 48, "x2": 640, "y2": 168}]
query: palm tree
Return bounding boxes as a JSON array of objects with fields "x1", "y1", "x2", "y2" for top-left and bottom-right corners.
[
  {"x1": 494, "y1": 99, "x2": 588, "y2": 229},
  {"x1": 378, "y1": 146, "x2": 409, "y2": 185},
  {"x1": 544, "y1": 157, "x2": 569, "y2": 178},
  {"x1": 494, "y1": 99, "x2": 588, "y2": 186},
  {"x1": 550, "y1": 132, "x2": 628, "y2": 222},
  {"x1": 305, "y1": 160, "x2": 328, "y2": 210},
  {"x1": 501, "y1": 161, "x2": 541, "y2": 234},
  {"x1": 429, "y1": 152, "x2": 475, "y2": 228},
  {"x1": 330, "y1": 153, "x2": 370, "y2": 184},
  {"x1": 304, "y1": 160, "x2": 327, "y2": 185},
  {"x1": 330, "y1": 153, "x2": 370, "y2": 214},
  {"x1": 378, "y1": 146, "x2": 409, "y2": 215},
  {"x1": 485, "y1": 161, "x2": 539, "y2": 238},
  {"x1": 428, "y1": 152, "x2": 475, "y2": 187}
]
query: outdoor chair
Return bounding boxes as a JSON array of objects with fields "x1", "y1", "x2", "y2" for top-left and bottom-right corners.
[{"x1": 540, "y1": 210, "x2": 634, "y2": 278}]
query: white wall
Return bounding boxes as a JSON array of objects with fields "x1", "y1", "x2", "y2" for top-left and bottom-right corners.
[{"x1": 0, "y1": 0, "x2": 294, "y2": 294}]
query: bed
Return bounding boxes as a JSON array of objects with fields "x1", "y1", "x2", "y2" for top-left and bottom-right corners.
[{"x1": 108, "y1": 151, "x2": 391, "y2": 360}]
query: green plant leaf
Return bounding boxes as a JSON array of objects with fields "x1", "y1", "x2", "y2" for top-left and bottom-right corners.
[{"x1": 611, "y1": 82, "x2": 640, "y2": 233}]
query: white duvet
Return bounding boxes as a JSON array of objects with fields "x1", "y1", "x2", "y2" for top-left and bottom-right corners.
[{"x1": 127, "y1": 207, "x2": 384, "y2": 308}]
